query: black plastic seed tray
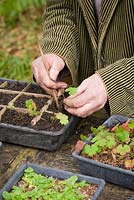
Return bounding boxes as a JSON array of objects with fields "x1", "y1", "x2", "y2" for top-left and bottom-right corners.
[
  {"x1": 0, "y1": 78, "x2": 79, "y2": 151},
  {"x1": 72, "y1": 115, "x2": 134, "y2": 189},
  {"x1": 0, "y1": 162, "x2": 105, "y2": 200}
]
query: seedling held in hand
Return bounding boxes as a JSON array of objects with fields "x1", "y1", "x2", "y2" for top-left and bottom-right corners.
[{"x1": 65, "y1": 86, "x2": 77, "y2": 96}]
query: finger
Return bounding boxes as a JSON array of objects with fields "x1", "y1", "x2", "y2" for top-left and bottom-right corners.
[
  {"x1": 40, "y1": 84, "x2": 53, "y2": 96},
  {"x1": 57, "y1": 88, "x2": 65, "y2": 97},
  {"x1": 49, "y1": 67, "x2": 60, "y2": 81},
  {"x1": 64, "y1": 90, "x2": 89, "y2": 108},
  {"x1": 49, "y1": 62, "x2": 64, "y2": 81},
  {"x1": 34, "y1": 64, "x2": 66, "y2": 90},
  {"x1": 65, "y1": 99, "x2": 104, "y2": 117},
  {"x1": 65, "y1": 80, "x2": 88, "y2": 100}
]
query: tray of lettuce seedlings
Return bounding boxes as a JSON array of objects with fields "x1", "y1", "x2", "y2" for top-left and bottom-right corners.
[{"x1": 0, "y1": 162, "x2": 105, "y2": 200}]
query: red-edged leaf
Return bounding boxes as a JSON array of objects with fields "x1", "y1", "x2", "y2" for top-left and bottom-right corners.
[{"x1": 75, "y1": 140, "x2": 85, "y2": 153}]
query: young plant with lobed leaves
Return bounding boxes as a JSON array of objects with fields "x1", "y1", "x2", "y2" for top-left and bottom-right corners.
[
  {"x1": 65, "y1": 86, "x2": 77, "y2": 96},
  {"x1": 25, "y1": 99, "x2": 40, "y2": 117},
  {"x1": 78, "y1": 120, "x2": 134, "y2": 170},
  {"x1": 51, "y1": 86, "x2": 77, "y2": 125}
]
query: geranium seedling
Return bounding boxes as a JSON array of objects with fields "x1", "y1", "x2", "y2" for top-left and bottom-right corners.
[
  {"x1": 65, "y1": 86, "x2": 77, "y2": 96},
  {"x1": 25, "y1": 99, "x2": 40, "y2": 117}
]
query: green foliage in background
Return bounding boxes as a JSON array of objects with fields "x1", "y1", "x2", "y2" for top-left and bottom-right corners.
[
  {"x1": 0, "y1": 51, "x2": 32, "y2": 81},
  {"x1": 0, "y1": 0, "x2": 46, "y2": 81},
  {"x1": 0, "y1": 0, "x2": 45, "y2": 27}
]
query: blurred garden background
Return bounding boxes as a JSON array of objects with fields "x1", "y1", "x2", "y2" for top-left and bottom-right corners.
[{"x1": 0, "y1": 0, "x2": 46, "y2": 81}]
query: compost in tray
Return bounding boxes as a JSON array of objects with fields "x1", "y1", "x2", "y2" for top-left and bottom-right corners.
[
  {"x1": 72, "y1": 115, "x2": 134, "y2": 189},
  {"x1": 0, "y1": 79, "x2": 79, "y2": 150},
  {"x1": 0, "y1": 79, "x2": 68, "y2": 131}
]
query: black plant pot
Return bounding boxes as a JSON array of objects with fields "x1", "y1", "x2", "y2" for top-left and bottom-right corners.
[
  {"x1": 0, "y1": 78, "x2": 79, "y2": 151},
  {"x1": 72, "y1": 115, "x2": 134, "y2": 189},
  {"x1": 0, "y1": 162, "x2": 105, "y2": 200}
]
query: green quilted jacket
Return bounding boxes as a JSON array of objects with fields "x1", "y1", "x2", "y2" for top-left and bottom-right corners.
[{"x1": 41, "y1": 0, "x2": 134, "y2": 117}]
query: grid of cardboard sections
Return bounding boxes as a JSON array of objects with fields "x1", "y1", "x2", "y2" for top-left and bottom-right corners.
[{"x1": 0, "y1": 80, "x2": 64, "y2": 131}]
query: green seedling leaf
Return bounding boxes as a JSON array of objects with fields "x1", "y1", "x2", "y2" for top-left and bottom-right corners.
[
  {"x1": 24, "y1": 167, "x2": 34, "y2": 174},
  {"x1": 115, "y1": 127, "x2": 130, "y2": 142},
  {"x1": 130, "y1": 151, "x2": 134, "y2": 158},
  {"x1": 2, "y1": 192, "x2": 11, "y2": 200},
  {"x1": 25, "y1": 99, "x2": 40, "y2": 117},
  {"x1": 80, "y1": 134, "x2": 88, "y2": 141},
  {"x1": 91, "y1": 125, "x2": 105, "y2": 135},
  {"x1": 82, "y1": 144, "x2": 101, "y2": 157},
  {"x1": 128, "y1": 120, "x2": 134, "y2": 129},
  {"x1": 130, "y1": 139, "x2": 134, "y2": 148},
  {"x1": 55, "y1": 112, "x2": 69, "y2": 125},
  {"x1": 65, "y1": 86, "x2": 77, "y2": 96},
  {"x1": 116, "y1": 144, "x2": 131, "y2": 155},
  {"x1": 65, "y1": 175, "x2": 78, "y2": 186},
  {"x1": 106, "y1": 136, "x2": 116, "y2": 149}
]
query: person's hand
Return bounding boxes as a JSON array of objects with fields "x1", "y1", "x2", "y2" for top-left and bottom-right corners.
[
  {"x1": 64, "y1": 73, "x2": 108, "y2": 117},
  {"x1": 32, "y1": 53, "x2": 67, "y2": 94}
]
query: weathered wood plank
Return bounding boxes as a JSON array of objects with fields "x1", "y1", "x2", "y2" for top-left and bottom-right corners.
[{"x1": 0, "y1": 146, "x2": 38, "y2": 188}]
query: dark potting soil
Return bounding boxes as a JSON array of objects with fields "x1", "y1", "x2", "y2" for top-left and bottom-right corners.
[
  {"x1": 0, "y1": 81, "x2": 69, "y2": 131},
  {"x1": 26, "y1": 84, "x2": 46, "y2": 94},
  {"x1": 81, "y1": 150, "x2": 134, "y2": 172},
  {"x1": 0, "y1": 93, "x2": 16, "y2": 105},
  {"x1": 3, "y1": 81, "x2": 27, "y2": 91},
  {"x1": 14, "y1": 95, "x2": 49, "y2": 109},
  {"x1": 1, "y1": 109, "x2": 63, "y2": 131}
]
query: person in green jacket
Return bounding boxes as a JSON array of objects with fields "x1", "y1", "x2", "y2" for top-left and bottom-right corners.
[{"x1": 32, "y1": 0, "x2": 134, "y2": 118}]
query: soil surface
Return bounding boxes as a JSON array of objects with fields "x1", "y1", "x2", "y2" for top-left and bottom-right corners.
[
  {"x1": 0, "y1": 93, "x2": 16, "y2": 105},
  {"x1": 81, "y1": 121, "x2": 134, "y2": 171},
  {"x1": 0, "y1": 80, "x2": 27, "y2": 91},
  {"x1": 0, "y1": 80, "x2": 68, "y2": 131}
]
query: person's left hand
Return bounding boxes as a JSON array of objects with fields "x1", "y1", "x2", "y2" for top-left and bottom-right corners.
[{"x1": 64, "y1": 73, "x2": 108, "y2": 117}]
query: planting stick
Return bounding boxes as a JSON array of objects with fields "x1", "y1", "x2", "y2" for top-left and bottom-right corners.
[
  {"x1": 31, "y1": 98, "x2": 53, "y2": 126},
  {"x1": 38, "y1": 43, "x2": 60, "y2": 111},
  {"x1": 45, "y1": 110, "x2": 55, "y2": 114},
  {"x1": 0, "y1": 104, "x2": 28, "y2": 114},
  {"x1": 0, "y1": 88, "x2": 51, "y2": 99},
  {"x1": 0, "y1": 81, "x2": 8, "y2": 88}
]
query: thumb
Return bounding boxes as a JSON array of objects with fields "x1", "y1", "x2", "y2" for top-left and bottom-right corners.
[{"x1": 49, "y1": 64, "x2": 60, "y2": 81}]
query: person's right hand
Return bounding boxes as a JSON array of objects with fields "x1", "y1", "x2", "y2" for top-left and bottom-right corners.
[{"x1": 32, "y1": 53, "x2": 67, "y2": 94}]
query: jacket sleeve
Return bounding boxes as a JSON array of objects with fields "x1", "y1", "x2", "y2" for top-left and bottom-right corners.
[
  {"x1": 41, "y1": 0, "x2": 79, "y2": 84},
  {"x1": 97, "y1": 57, "x2": 134, "y2": 117}
]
